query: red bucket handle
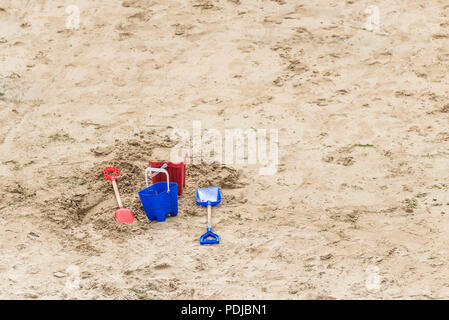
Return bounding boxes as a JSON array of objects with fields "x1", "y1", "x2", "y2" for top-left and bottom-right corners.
[{"x1": 104, "y1": 168, "x2": 120, "y2": 181}]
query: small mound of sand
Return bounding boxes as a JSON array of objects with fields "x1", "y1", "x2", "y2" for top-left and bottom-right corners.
[{"x1": 45, "y1": 131, "x2": 246, "y2": 237}]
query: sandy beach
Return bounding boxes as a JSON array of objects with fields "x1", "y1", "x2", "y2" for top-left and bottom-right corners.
[{"x1": 0, "y1": 0, "x2": 448, "y2": 299}]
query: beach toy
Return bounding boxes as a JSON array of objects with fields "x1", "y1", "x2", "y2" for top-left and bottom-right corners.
[
  {"x1": 149, "y1": 153, "x2": 187, "y2": 196},
  {"x1": 196, "y1": 187, "x2": 222, "y2": 245},
  {"x1": 104, "y1": 168, "x2": 134, "y2": 224},
  {"x1": 138, "y1": 167, "x2": 178, "y2": 222}
]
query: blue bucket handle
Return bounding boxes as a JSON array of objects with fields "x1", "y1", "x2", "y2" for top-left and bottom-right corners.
[
  {"x1": 145, "y1": 167, "x2": 171, "y2": 193},
  {"x1": 149, "y1": 163, "x2": 167, "y2": 178}
]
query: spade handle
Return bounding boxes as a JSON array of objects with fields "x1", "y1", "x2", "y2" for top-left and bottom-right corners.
[
  {"x1": 112, "y1": 180, "x2": 123, "y2": 208},
  {"x1": 207, "y1": 204, "x2": 212, "y2": 229}
]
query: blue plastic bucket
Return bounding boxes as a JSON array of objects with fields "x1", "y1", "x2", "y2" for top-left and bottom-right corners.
[{"x1": 138, "y1": 167, "x2": 178, "y2": 222}]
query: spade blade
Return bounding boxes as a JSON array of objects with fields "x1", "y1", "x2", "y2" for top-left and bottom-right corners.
[{"x1": 115, "y1": 207, "x2": 134, "y2": 224}]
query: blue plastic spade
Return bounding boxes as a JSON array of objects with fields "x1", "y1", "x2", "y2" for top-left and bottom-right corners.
[{"x1": 196, "y1": 187, "x2": 222, "y2": 245}]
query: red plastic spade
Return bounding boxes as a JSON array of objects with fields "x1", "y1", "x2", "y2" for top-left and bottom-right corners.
[{"x1": 104, "y1": 168, "x2": 134, "y2": 224}]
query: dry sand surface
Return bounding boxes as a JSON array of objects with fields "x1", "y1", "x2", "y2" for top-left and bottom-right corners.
[{"x1": 0, "y1": 0, "x2": 448, "y2": 299}]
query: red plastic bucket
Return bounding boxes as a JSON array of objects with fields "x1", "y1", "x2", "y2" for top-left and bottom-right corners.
[{"x1": 149, "y1": 153, "x2": 187, "y2": 196}]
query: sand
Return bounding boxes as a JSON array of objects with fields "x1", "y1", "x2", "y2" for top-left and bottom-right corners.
[{"x1": 0, "y1": 0, "x2": 448, "y2": 299}]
